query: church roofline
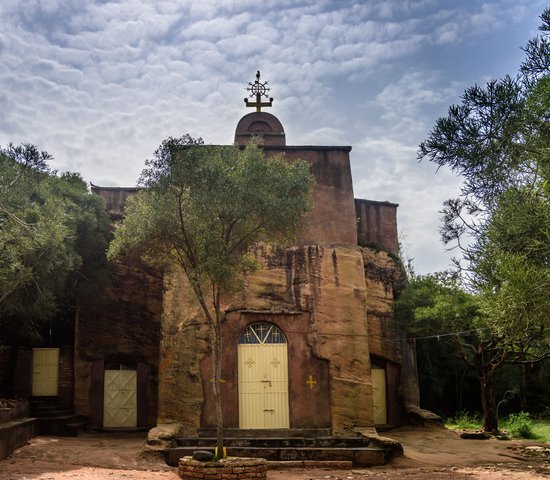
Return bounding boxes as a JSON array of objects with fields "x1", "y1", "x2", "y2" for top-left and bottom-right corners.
[
  {"x1": 239, "y1": 145, "x2": 352, "y2": 152},
  {"x1": 355, "y1": 198, "x2": 399, "y2": 208}
]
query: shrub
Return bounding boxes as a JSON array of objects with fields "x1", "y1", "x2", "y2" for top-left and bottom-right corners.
[{"x1": 506, "y1": 412, "x2": 534, "y2": 438}]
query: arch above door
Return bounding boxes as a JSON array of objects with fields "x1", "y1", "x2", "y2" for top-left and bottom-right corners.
[{"x1": 238, "y1": 322, "x2": 289, "y2": 429}]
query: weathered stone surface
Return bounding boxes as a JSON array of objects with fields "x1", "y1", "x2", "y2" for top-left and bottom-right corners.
[
  {"x1": 157, "y1": 269, "x2": 210, "y2": 432},
  {"x1": 146, "y1": 422, "x2": 183, "y2": 446},
  {"x1": 192, "y1": 450, "x2": 214, "y2": 461},
  {"x1": 178, "y1": 456, "x2": 267, "y2": 480},
  {"x1": 406, "y1": 406, "x2": 442, "y2": 425},
  {"x1": 74, "y1": 257, "x2": 163, "y2": 428},
  {"x1": 159, "y1": 243, "x2": 375, "y2": 432},
  {"x1": 355, "y1": 199, "x2": 399, "y2": 255}
]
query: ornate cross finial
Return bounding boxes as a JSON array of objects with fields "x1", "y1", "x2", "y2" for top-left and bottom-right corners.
[{"x1": 244, "y1": 70, "x2": 273, "y2": 112}]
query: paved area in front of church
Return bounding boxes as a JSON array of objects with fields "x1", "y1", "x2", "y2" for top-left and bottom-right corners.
[{"x1": 0, "y1": 427, "x2": 548, "y2": 479}]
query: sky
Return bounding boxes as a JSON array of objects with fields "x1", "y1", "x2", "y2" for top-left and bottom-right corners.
[{"x1": 0, "y1": 0, "x2": 546, "y2": 274}]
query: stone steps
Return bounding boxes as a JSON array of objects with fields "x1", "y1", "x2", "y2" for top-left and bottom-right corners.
[
  {"x1": 30, "y1": 398, "x2": 89, "y2": 436},
  {"x1": 197, "y1": 428, "x2": 332, "y2": 438},
  {"x1": 167, "y1": 435, "x2": 388, "y2": 467}
]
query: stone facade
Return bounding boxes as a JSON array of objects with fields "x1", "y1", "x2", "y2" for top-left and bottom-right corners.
[
  {"x1": 74, "y1": 257, "x2": 163, "y2": 428},
  {"x1": 72, "y1": 108, "x2": 418, "y2": 434}
]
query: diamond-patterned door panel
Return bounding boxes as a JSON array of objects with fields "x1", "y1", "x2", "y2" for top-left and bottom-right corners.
[
  {"x1": 103, "y1": 370, "x2": 137, "y2": 428},
  {"x1": 238, "y1": 322, "x2": 289, "y2": 429}
]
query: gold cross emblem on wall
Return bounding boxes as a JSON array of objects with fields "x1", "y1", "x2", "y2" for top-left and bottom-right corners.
[{"x1": 306, "y1": 374, "x2": 317, "y2": 390}]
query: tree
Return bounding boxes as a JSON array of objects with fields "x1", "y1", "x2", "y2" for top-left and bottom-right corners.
[
  {"x1": 108, "y1": 136, "x2": 314, "y2": 455},
  {"x1": 0, "y1": 143, "x2": 111, "y2": 393},
  {"x1": 394, "y1": 272, "x2": 546, "y2": 433},
  {"x1": 417, "y1": 9, "x2": 550, "y2": 431}
]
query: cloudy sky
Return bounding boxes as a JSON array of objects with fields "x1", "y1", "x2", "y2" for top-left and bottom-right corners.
[{"x1": 0, "y1": 0, "x2": 545, "y2": 273}]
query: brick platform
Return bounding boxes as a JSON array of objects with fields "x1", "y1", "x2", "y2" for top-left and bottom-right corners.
[{"x1": 178, "y1": 456, "x2": 267, "y2": 480}]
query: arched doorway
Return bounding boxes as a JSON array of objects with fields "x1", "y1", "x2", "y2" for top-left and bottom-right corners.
[{"x1": 238, "y1": 322, "x2": 289, "y2": 429}]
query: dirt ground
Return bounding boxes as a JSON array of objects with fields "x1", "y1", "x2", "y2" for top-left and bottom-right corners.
[{"x1": 0, "y1": 426, "x2": 549, "y2": 480}]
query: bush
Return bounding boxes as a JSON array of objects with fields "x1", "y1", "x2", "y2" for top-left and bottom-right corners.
[
  {"x1": 446, "y1": 411, "x2": 482, "y2": 430},
  {"x1": 506, "y1": 412, "x2": 534, "y2": 438}
]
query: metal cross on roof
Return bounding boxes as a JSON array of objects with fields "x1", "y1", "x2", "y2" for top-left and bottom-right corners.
[{"x1": 244, "y1": 71, "x2": 273, "y2": 112}]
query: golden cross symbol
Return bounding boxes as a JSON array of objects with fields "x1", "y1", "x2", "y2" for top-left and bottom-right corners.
[
  {"x1": 245, "y1": 357, "x2": 256, "y2": 368},
  {"x1": 271, "y1": 357, "x2": 281, "y2": 368},
  {"x1": 244, "y1": 71, "x2": 273, "y2": 112},
  {"x1": 306, "y1": 374, "x2": 317, "y2": 390}
]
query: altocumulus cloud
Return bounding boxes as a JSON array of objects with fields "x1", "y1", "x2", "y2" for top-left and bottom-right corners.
[{"x1": 0, "y1": 0, "x2": 544, "y2": 273}]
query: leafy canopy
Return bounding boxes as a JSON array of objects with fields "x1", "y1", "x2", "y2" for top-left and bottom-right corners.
[
  {"x1": 108, "y1": 137, "x2": 314, "y2": 294},
  {"x1": 0, "y1": 143, "x2": 110, "y2": 344}
]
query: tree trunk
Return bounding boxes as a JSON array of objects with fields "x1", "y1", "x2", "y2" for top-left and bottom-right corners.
[
  {"x1": 519, "y1": 363, "x2": 530, "y2": 411},
  {"x1": 212, "y1": 315, "x2": 224, "y2": 457},
  {"x1": 479, "y1": 372, "x2": 498, "y2": 433}
]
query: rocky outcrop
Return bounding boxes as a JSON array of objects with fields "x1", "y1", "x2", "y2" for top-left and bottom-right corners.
[{"x1": 158, "y1": 244, "x2": 375, "y2": 434}]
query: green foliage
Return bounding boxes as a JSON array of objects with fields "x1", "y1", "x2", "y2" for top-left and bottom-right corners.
[
  {"x1": 531, "y1": 419, "x2": 550, "y2": 442},
  {"x1": 0, "y1": 144, "x2": 110, "y2": 345},
  {"x1": 445, "y1": 411, "x2": 482, "y2": 430},
  {"x1": 416, "y1": 9, "x2": 550, "y2": 432},
  {"x1": 109, "y1": 137, "x2": 314, "y2": 294},
  {"x1": 108, "y1": 135, "x2": 314, "y2": 453},
  {"x1": 505, "y1": 412, "x2": 534, "y2": 438},
  {"x1": 395, "y1": 274, "x2": 485, "y2": 415}
]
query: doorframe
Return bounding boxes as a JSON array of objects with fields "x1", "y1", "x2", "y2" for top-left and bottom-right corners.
[{"x1": 237, "y1": 322, "x2": 290, "y2": 429}]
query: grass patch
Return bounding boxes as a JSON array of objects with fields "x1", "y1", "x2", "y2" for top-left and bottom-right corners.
[
  {"x1": 445, "y1": 411, "x2": 550, "y2": 442},
  {"x1": 445, "y1": 411, "x2": 482, "y2": 430},
  {"x1": 531, "y1": 419, "x2": 550, "y2": 443}
]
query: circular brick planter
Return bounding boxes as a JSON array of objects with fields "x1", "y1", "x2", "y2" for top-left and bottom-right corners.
[{"x1": 178, "y1": 456, "x2": 267, "y2": 480}]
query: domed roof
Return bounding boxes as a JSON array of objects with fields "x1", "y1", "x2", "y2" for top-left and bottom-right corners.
[{"x1": 234, "y1": 112, "x2": 286, "y2": 146}]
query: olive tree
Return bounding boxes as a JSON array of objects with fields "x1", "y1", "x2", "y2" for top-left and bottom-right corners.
[{"x1": 108, "y1": 136, "x2": 313, "y2": 454}]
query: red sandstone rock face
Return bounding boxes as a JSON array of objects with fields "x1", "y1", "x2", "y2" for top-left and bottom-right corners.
[
  {"x1": 355, "y1": 199, "x2": 399, "y2": 255},
  {"x1": 158, "y1": 244, "x2": 375, "y2": 434},
  {"x1": 74, "y1": 258, "x2": 163, "y2": 428}
]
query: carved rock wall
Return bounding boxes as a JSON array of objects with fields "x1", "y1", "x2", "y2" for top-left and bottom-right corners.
[
  {"x1": 74, "y1": 259, "x2": 163, "y2": 427},
  {"x1": 158, "y1": 244, "x2": 374, "y2": 434}
]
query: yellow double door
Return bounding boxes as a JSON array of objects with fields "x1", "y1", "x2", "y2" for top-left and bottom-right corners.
[
  {"x1": 238, "y1": 343, "x2": 289, "y2": 429},
  {"x1": 32, "y1": 348, "x2": 59, "y2": 396}
]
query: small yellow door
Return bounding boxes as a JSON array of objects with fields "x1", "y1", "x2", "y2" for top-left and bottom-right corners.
[
  {"x1": 32, "y1": 348, "x2": 59, "y2": 396},
  {"x1": 238, "y1": 323, "x2": 289, "y2": 429},
  {"x1": 103, "y1": 369, "x2": 137, "y2": 428},
  {"x1": 371, "y1": 365, "x2": 387, "y2": 425}
]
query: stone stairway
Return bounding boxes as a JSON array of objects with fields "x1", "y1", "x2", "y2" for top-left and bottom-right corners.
[
  {"x1": 30, "y1": 397, "x2": 89, "y2": 436},
  {"x1": 167, "y1": 433, "x2": 395, "y2": 467}
]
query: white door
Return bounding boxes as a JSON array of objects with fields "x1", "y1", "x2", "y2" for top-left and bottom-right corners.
[
  {"x1": 371, "y1": 365, "x2": 387, "y2": 425},
  {"x1": 238, "y1": 322, "x2": 289, "y2": 429},
  {"x1": 103, "y1": 369, "x2": 137, "y2": 427},
  {"x1": 32, "y1": 348, "x2": 59, "y2": 396}
]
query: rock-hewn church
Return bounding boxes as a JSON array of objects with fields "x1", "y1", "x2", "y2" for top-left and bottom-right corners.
[{"x1": 7, "y1": 74, "x2": 424, "y2": 458}]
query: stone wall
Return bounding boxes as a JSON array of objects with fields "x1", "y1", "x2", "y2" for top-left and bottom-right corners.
[
  {"x1": 264, "y1": 146, "x2": 357, "y2": 246},
  {"x1": 12, "y1": 348, "x2": 32, "y2": 398},
  {"x1": 57, "y1": 347, "x2": 74, "y2": 405},
  {"x1": 179, "y1": 457, "x2": 267, "y2": 480},
  {"x1": 158, "y1": 244, "x2": 374, "y2": 434},
  {"x1": 74, "y1": 258, "x2": 163, "y2": 428},
  {"x1": 355, "y1": 199, "x2": 399, "y2": 255}
]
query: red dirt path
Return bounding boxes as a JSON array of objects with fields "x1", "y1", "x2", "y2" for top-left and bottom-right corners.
[{"x1": 0, "y1": 426, "x2": 548, "y2": 479}]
